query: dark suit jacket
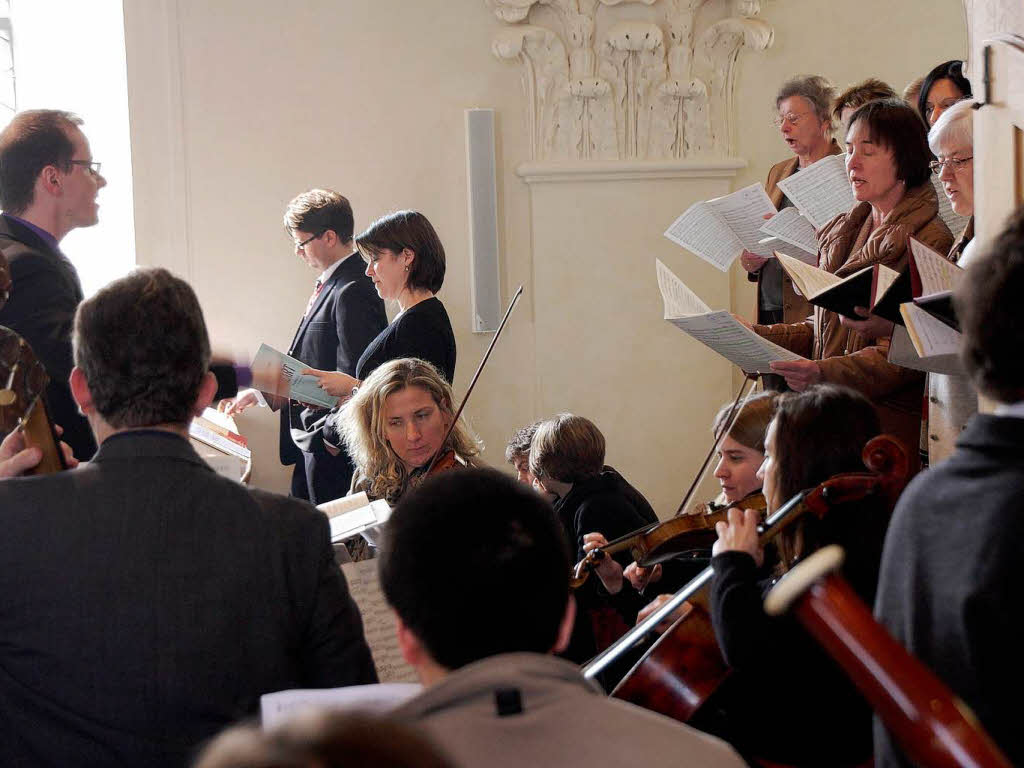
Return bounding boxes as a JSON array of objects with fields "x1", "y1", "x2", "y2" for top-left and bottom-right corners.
[
  {"x1": 0, "y1": 215, "x2": 96, "y2": 459},
  {"x1": 278, "y1": 254, "x2": 385, "y2": 488},
  {"x1": 0, "y1": 430, "x2": 378, "y2": 768},
  {"x1": 874, "y1": 414, "x2": 1024, "y2": 766}
]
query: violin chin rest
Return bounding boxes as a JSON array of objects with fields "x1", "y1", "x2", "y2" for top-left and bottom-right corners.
[{"x1": 763, "y1": 545, "x2": 845, "y2": 616}]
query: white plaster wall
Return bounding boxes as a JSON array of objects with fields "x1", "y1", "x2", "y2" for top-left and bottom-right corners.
[{"x1": 124, "y1": 0, "x2": 965, "y2": 510}]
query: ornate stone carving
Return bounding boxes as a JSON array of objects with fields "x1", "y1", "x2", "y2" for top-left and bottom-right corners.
[{"x1": 489, "y1": 0, "x2": 775, "y2": 161}]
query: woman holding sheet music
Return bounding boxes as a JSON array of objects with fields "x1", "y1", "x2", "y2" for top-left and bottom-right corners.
[
  {"x1": 745, "y1": 99, "x2": 952, "y2": 469},
  {"x1": 740, "y1": 76, "x2": 840, "y2": 331}
]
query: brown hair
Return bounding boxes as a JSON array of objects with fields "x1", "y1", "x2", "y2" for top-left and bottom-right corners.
[
  {"x1": 831, "y1": 78, "x2": 897, "y2": 124},
  {"x1": 529, "y1": 414, "x2": 605, "y2": 483},
  {"x1": 505, "y1": 420, "x2": 542, "y2": 464},
  {"x1": 712, "y1": 391, "x2": 779, "y2": 454},
  {"x1": 845, "y1": 98, "x2": 933, "y2": 188},
  {"x1": 73, "y1": 268, "x2": 210, "y2": 428},
  {"x1": 767, "y1": 386, "x2": 880, "y2": 568},
  {"x1": 0, "y1": 109, "x2": 83, "y2": 214},
  {"x1": 283, "y1": 188, "x2": 354, "y2": 243},
  {"x1": 194, "y1": 711, "x2": 455, "y2": 768},
  {"x1": 356, "y1": 210, "x2": 446, "y2": 294}
]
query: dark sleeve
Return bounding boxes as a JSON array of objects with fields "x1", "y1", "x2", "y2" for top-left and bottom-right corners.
[
  {"x1": 710, "y1": 551, "x2": 792, "y2": 670},
  {"x1": 4, "y1": 252, "x2": 77, "y2": 383},
  {"x1": 297, "y1": 512, "x2": 378, "y2": 686},
  {"x1": 389, "y1": 312, "x2": 455, "y2": 383},
  {"x1": 335, "y1": 282, "x2": 387, "y2": 377},
  {"x1": 573, "y1": 496, "x2": 645, "y2": 564}
]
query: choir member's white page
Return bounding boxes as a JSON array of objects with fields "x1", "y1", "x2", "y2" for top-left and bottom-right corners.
[
  {"x1": 664, "y1": 202, "x2": 743, "y2": 271},
  {"x1": 758, "y1": 237, "x2": 818, "y2": 266},
  {"x1": 909, "y1": 237, "x2": 963, "y2": 298},
  {"x1": 251, "y1": 343, "x2": 339, "y2": 409},
  {"x1": 261, "y1": 683, "x2": 422, "y2": 729},
  {"x1": 318, "y1": 494, "x2": 392, "y2": 542},
  {"x1": 775, "y1": 154, "x2": 855, "y2": 229},
  {"x1": 340, "y1": 558, "x2": 420, "y2": 683},
  {"x1": 932, "y1": 175, "x2": 970, "y2": 236},
  {"x1": 774, "y1": 252, "x2": 843, "y2": 299},
  {"x1": 706, "y1": 183, "x2": 778, "y2": 258},
  {"x1": 759, "y1": 207, "x2": 819, "y2": 257},
  {"x1": 889, "y1": 319, "x2": 961, "y2": 375},
  {"x1": 656, "y1": 260, "x2": 805, "y2": 373}
]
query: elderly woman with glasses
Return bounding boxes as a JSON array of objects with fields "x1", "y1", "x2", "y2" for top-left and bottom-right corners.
[
  {"x1": 742, "y1": 99, "x2": 953, "y2": 469},
  {"x1": 739, "y1": 76, "x2": 841, "y2": 380},
  {"x1": 919, "y1": 99, "x2": 978, "y2": 465}
]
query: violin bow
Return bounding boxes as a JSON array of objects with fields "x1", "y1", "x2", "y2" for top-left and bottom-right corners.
[
  {"x1": 421, "y1": 285, "x2": 525, "y2": 476},
  {"x1": 672, "y1": 373, "x2": 758, "y2": 516}
]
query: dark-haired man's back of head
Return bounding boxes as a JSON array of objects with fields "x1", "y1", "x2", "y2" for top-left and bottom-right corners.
[{"x1": 379, "y1": 468, "x2": 571, "y2": 675}]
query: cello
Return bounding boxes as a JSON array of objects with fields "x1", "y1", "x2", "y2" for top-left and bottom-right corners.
[
  {"x1": 581, "y1": 434, "x2": 909, "y2": 724},
  {"x1": 764, "y1": 546, "x2": 1012, "y2": 768}
]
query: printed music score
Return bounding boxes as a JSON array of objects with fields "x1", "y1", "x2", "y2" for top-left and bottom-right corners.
[
  {"x1": 758, "y1": 206, "x2": 819, "y2": 260},
  {"x1": 889, "y1": 313, "x2": 962, "y2": 375},
  {"x1": 656, "y1": 259, "x2": 805, "y2": 374},
  {"x1": 663, "y1": 183, "x2": 778, "y2": 271},
  {"x1": 775, "y1": 154, "x2": 854, "y2": 229},
  {"x1": 250, "y1": 343, "x2": 339, "y2": 409},
  {"x1": 261, "y1": 682, "x2": 422, "y2": 729}
]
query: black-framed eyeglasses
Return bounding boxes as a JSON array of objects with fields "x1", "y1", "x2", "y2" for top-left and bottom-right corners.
[
  {"x1": 294, "y1": 231, "x2": 324, "y2": 250},
  {"x1": 929, "y1": 156, "x2": 973, "y2": 174},
  {"x1": 70, "y1": 160, "x2": 102, "y2": 176}
]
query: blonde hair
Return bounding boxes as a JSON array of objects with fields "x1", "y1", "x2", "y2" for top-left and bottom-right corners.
[
  {"x1": 529, "y1": 413, "x2": 605, "y2": 483},
  {"x1": 339, "y1": 358, "x2": 481, "y2": 502}
]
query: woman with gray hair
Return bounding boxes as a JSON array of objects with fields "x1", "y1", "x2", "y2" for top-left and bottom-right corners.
[
  {"x1": 922, "y1": 98, "x2": 978, "y2": 465},
  {"x1": 740, "y1": 76, "x2": 840, "y2": 364}
]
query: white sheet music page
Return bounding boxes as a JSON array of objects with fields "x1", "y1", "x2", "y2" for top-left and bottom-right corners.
[
  {"x1": 893, "y1": 306, "x2": 962, "y2": 374},
  {"x1": 664, "y1": 201, "x2": 744, "y2": 272},
  {"x1": 706, "y1": 183, "x2": 778, "y2": 258},
  {"x1": 261, "y1": 683, "x2": 422, "y2": 729},
  {"x1": 656, "y1": 260, "x2": 805, "y2": 373},
  {"x1": 774, "y1": 252, "x2": 842, "y2": 299},
  {"x1": 775, "y1": 154, "x2": 855, "y2": 229},
  {"x1": 759, "y1": 207, "x2": 819, "y2": 257},
  {"x1": 909, "y1": 237, "x2": 963, "y2": 297},
  {"x1": 931, "y1": 175, "x2": 970, "y2": 236},
  {"x1": 340, "y1": 558, "x2": 420, "y2": 683},
  {"x1": 758, "y1": 237, "x2": 817, "y2": 266}
]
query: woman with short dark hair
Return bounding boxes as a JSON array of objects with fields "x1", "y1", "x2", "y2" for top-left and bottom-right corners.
[
  {"x1": 306, "y1": 210, "x2": 457, "y2": 397},
  {"x1": 748, "y1": 99, "x2": 953, "y2": 466},
  {"x1": 917, "y1": 59, "x2": 972, "y2": 126}
]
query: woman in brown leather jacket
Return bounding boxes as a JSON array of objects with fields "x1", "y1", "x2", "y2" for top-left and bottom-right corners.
[{"x1": 747, "y1": 99, "x2": 953, "y2": 467}]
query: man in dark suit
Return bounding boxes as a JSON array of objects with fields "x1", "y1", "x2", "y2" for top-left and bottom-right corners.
[
  {"x1": 0, "y1": 268, "x2": 377, "y2": 767},
  {"x1": 223, "y1": 189, "x2": 385, "y2": 503},
  {"x1": 873, "y1": 207, "x2": 1024, "y2": 766},
  {"x1": 0, "y1": 109, "x2": 107, "y2": 459}
]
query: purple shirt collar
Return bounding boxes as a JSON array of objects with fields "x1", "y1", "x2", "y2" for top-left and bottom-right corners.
[{"x1": 2, "y1": 213, "x2": 60, "y2": 252}]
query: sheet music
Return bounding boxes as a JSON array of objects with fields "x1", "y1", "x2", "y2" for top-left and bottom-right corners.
[
  {"x1": 889, "y1": 319, "x2": 961, "y2": 375},
  {"x1": 251, "y1": 343, "x2": 339, "y2": 409},
  {"x1": 656, "y1": 260, "x2": 804, "y2": 373},
  {"x1": 910, "y1": 237, "x2": 963, "y2": 297},
  {"x1": 341, "y1": 558, "x2": 420, "y2": 683},
  {"x1": 318, "y1": 495, "x2": 392, "y2": 543},
  {"x1": 706, "y1": 183, "x2": 778, "y2": 258},
  {"x1": 663, "y1": 202, "x2": 742, "y2": 272},
  {"x1": 932, "y1": 175, "x2": 970, "y2": 236},
  {"x1": 759, "y1": 207, "x2": 819, "y2": 256},
  {"x1": 900, "y1": 303, "x2": 962, "y2": 357},
  {"x1": 873, "y1": 264, "x2": 901, "y2": 300},
  {"x1": 261, "y1": 683, "x2": 422, "y2": 729},
  {"x1": 656, "y1": 259, "x2": 711, "y2": 317},
  {"x1": 775, "y1": 154, "x2": 854, "y2": 229},
  {"x1": 758, "y1": 237, "x2": 818, "y2": 266},
  {"x1": 774, "y1": 252, "x2": 842, "y2": 299}
]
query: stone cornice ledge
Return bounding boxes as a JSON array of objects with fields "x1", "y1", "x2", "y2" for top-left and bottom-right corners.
[{"x1": 516, "y1": 158, "x2": 747, "y2": 184}]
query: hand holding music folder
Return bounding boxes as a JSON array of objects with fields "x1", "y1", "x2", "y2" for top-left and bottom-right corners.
[{"x1": 773, "y1": 251, "x2": 902, "y2": 321}]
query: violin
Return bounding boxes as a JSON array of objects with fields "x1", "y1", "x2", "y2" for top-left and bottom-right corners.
[
  {"x1": 581, "y1": 434, "x2": 909, "y2": 724},
  {"x1": 765, "y1": 546, "x2": 1012, "y2": 768},
  {"x1": 570, "y1": 491, "x2": 767, "y2": 590}
]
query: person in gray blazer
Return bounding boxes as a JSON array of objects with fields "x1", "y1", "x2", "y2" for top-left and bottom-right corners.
[
  {"x1": 0, "y1": 268, "x2": 377, "y2": 768},
  {"x1": 221, "y1": 189, "x2": 386, "y2": 504},
  {"x1": 381, "y1": 468, "x2": 746, "y2": 768}
]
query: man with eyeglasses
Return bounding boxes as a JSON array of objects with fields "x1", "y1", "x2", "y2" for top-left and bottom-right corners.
[
  {"x1": 221, "y1": 189, "x2": 385, "y2": 503},
  {"x1": 0, "y1": 109, "x2": 107, "y2": 460}
]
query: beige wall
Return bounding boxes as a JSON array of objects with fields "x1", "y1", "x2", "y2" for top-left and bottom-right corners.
[{"x1": 124, "y1": 0, "x2": 965, "y2": 512}]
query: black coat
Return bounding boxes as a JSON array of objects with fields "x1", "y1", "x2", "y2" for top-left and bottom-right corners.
[
  {"x1": 874, "y1": 414, "x2": 1024, "y2": 767},
  {"x1": 280, "y1": 253, "x2": 386, "y2": 503},
  {"x1": 0, "y1": 431, "x2": 377, "y2": 767},
  {"x1": 0, "y1": 215, "x2": 96, "y2": 459}
]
